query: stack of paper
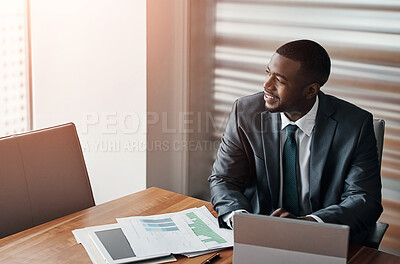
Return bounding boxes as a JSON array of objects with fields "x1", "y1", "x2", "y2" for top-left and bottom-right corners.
[{"x1": 73, "y1": 206, "x2": 233, "y2": 264}]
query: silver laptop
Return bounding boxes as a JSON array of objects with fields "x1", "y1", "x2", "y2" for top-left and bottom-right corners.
[{"x1": 233, "y1": 213, "x2": 350, "y2": 264}]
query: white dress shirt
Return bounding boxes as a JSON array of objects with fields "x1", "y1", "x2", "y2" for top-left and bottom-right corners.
[
  {"x1": 223, "y1": 95, "x2": 323, "y2": 227},
  {"x1": 279, "y1": 96, "x2": 322, "y2": 222}
]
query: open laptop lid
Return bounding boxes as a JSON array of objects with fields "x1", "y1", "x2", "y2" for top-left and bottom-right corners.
[{"x1": 233, "y1": 213, "x2": 350, "y2": 264}]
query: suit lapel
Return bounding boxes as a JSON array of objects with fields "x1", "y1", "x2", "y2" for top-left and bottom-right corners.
[
  {"x1": 261, "y1": 111, "x2": 281, "y2": 209},
  {"x1": 309, "y1": 92, "x2": 337, "y2": 211}
]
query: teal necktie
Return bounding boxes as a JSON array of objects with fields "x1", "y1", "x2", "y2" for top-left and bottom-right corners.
[{"x1": 283, "y1": 125, "x2": 299, "y2": 216}]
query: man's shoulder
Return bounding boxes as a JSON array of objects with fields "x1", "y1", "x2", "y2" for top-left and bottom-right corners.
[
  {"x1": 321, "y1": 92, "x2": 371, "y2": 119},
  {"x1": 235, "y1": 91, "x2": 265, "y2": 113}
]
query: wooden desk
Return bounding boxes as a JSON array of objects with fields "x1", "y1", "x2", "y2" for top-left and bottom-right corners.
[{"x1": 0, "y1": 187, "x2": 398, "y2": 264}]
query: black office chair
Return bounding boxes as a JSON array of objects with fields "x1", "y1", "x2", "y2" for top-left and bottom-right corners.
[
  {"x1": 0, "y1": 123, "x2": 95, "y2": 239},
  {"x1": 361, "y1": 119, "x2": 389, "y2": 249}
]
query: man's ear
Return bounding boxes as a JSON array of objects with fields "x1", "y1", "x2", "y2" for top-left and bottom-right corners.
[{"x1": 305, "y1": 83, "x2": 320, "y2": 99}]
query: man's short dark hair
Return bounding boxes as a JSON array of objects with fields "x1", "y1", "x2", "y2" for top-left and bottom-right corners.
[{"x1": 276, "y1": 39, "x2": 331, "y2": 87}]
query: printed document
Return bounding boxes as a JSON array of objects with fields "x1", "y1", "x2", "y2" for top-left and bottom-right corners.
[{"x1": 116, "y1": 206, "x2": 233, "y2": 257}]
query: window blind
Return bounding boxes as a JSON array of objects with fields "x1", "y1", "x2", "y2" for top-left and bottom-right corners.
[{"x1": 0, "y1": 0, "x2": 30, "y2": 137}]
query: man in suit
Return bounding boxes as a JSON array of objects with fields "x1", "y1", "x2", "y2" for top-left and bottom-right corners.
[{"x1": 208, "y1": 39, "x2": 382, "y2": 239}]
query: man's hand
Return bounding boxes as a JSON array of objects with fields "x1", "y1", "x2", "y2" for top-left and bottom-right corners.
[
  {"x1": 271, "y1": 208, "x2": 296, "y2": 218},
  {"x1": 271, "y1": 208, "x2": 317, "y2": 222}
]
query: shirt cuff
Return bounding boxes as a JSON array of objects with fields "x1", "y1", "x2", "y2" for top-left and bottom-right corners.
[
  {"x1": 223, "y1": 209, "x2": 249, "y2": 228},
  {"x1": 307, "y1": 214, "x2": 324, "y2": 223}
]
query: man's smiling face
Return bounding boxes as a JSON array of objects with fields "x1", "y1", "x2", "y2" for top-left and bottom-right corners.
[{"x1": 263, "y1": 53, "x2": 314, "y2": 121}]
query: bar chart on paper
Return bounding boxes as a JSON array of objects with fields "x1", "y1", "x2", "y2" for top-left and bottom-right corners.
[
  {"x1": 140, "y1": 218, "x2": 179, "y2": 232},
  {"x1": 186, "y1": 212, "x2": 227, "y2": 245}
]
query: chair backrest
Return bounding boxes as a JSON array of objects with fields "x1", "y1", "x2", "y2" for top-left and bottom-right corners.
[
  {"x1": 362, "y1": 119, "x2": 387, "y2": 249},
  {"x1": 373, "y1": 119, "x2": 385, "y2": 168},
  {"x1": 0, "y1": 123, "x2": 95, "y2": 239}
]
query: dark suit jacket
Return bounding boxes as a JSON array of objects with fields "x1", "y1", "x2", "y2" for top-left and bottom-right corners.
[{"x1": 209, "y1": 91, "x2": 382, "y2": 237}]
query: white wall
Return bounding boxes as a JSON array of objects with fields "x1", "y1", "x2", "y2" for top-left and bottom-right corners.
[{"x1": 30, "y1": 0, "x2": 146, "y2": 204}]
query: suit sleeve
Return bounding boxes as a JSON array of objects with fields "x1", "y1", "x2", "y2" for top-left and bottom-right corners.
[
  {"x1": 313, "y1": 114, "x2": 383, "y2": 235},
  {"x1": 208, "y1": 100, "x2": 253, "y2": 227}
]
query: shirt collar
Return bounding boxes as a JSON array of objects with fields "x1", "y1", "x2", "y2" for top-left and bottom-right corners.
[{"x1": 280, "y1": 95, "x2": 319, "y2": 136}]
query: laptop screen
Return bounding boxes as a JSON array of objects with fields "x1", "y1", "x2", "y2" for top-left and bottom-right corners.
[{"x1": 233, "y1": 213, "x2": 349, "y2": 264}]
